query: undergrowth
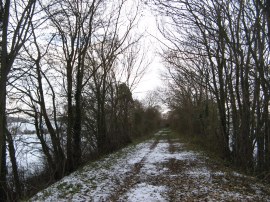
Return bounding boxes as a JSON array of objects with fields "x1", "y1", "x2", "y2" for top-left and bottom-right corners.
[
  {"x1": 166, "y1": 130, "x2": 248, "y2": 177},
  {"x1": 23, "y1": 131, "x2": 158, "y2": 201}
]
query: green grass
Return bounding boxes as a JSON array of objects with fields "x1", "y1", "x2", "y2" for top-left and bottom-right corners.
[{"x1": 56, "y1": 182, "x2": 83, "y2": 195}]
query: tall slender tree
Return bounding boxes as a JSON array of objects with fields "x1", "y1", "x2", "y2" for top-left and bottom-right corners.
[
  {"x1": 0, "y1": 0, "x2": 36, "y2": 199},
  {"x1": 151, "y1": 0, "x2": 270, "y2": 172}
]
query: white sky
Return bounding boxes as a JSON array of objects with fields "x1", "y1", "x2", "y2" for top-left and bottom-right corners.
[{"x1": 131, "y1": 4, "x2": 165, "y2": 100}]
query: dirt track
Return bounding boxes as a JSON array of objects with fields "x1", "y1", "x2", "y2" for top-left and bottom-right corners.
[{"x1": 31, "y1": 130, "x2": 270, "y2": 202}]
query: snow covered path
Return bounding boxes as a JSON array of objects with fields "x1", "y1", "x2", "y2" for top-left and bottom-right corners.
[{"x1": 30, "y1": 130, "x2": 270, "y2": 201}]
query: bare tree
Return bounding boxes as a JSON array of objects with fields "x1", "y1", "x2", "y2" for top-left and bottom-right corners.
[
  {"x1": 0, "y1": 0, "x2": 36, "y2": 199},
  {"x1": 151, "y1": 0, "x2": 270, "y2": 172},
  {"x1": 1, "y1": 0, "x2": 152, "y2": 198}
]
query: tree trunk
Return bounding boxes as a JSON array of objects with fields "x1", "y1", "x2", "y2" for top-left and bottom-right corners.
[
  {"x1": 35, "y1": 54, "x2": 66, "y2": 179},
  {"x1": 0, "y1": 0, "x2": 10, "y2": 200},
  {"x1": 34, "y1": 110, "x2": 54, "y2": 178},
  {"x1": 0, "y1": 84, "x2": 7, "y2": 201},
  {"x1": 6, "y1": 128, "x2": 21, "y2": 198},
  {"x1": 72, "y1": 66, "x2": 83, "y2": 168},
  {"x1": 0, "y1": 132, "x2": 7, "y2": 201},
  {"x1": 66, "y1": 65, "x2": 74, "y2": 173}
]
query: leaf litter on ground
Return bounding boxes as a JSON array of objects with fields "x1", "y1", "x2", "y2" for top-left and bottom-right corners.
[{"x1": 30, "y1": 130, "x2": 270, "y2": 201}]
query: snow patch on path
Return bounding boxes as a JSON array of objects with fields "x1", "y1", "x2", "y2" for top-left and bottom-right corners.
[
  {"x1": 146, "y1": 142, "x2": 198, "y2": 164},
  {"x1": 141, "y1": 141, "x2": 199, "y2": 176},
  {"x1": 30, "y1": 132, "x2": 270, "y2": 202},
  {"x1": 120, "y1": 183, "x2": 167, "y2": 202},
  {"x1": 30, "y1": 141, "x2": 152, "y2": 202}
]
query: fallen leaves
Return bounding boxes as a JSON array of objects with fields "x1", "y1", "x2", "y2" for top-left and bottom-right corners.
[{"x1": 30, "y1": 130, "x2": 270, "y2": 202}]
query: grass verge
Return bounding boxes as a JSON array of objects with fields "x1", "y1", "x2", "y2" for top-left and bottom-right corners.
[{"x1": 165, "y1": 130, "x2": 247, "y2": 175}]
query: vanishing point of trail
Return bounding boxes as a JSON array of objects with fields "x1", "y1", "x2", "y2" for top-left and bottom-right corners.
[{"x1": 31, "y1": 130, "x2": 270, "y2": 201}]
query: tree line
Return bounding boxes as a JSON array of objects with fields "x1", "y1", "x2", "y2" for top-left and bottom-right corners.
[
  {"x1": 0, "y1": 0, "x2": 162, "y2": 200},
  {"x1": 151, "y1": 0, "x2": 270, "y2": 177}
]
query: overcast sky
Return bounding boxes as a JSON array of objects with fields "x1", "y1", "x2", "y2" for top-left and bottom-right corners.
[{"x1": 131, "y1": 4, "x2": 165, "y2": 100}]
